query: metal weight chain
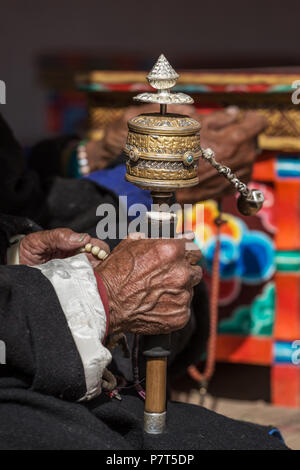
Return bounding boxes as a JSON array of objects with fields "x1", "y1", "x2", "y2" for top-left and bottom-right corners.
[{"x1": 201, "y1": 148, "x2": 251, "y2": 198}]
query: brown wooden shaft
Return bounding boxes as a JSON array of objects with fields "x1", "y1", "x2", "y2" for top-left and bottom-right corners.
[{"x1": 145, "y1": 357, "x2": 167, "y2": 413}]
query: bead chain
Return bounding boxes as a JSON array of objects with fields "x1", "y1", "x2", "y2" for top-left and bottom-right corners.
[{"x1": 79, "y1": 243, "x2": 109, "y2": 260}]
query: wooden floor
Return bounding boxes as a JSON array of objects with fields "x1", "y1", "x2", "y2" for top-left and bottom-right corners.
[{"x1": 172, "y1": 390, "x2": 300, "y2": 449}]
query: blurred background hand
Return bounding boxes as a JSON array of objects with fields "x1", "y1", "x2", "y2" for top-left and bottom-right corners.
[{"x1": 176, "y1": 108, "x2": 268, "y2": 204}]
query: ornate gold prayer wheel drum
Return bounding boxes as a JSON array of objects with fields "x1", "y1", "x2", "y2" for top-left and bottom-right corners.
[{"x1": 125, "y1": 113, "x2": 201, "y2": 191}]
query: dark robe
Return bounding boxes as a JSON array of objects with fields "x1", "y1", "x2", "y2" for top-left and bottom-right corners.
[{"x1": 0, "y1": 216, "x2": 288, "y2": 450}]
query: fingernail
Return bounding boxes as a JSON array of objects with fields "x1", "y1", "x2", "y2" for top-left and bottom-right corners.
[
  {"x1": 226, "y1": 106, "x2": 239, "y2": 115},
  {"x1": 70, "y1": 233, "x2": 88, "y2": 243}
]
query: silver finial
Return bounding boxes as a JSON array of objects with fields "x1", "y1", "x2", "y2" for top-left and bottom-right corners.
[{"x1": 133, "y1": 54, "x2": 194, "y2": 105}]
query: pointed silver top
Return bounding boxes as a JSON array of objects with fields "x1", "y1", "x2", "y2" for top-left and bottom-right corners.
[
  {"x1": 147, "y1": 54, "x2": 179, "y2": 89},
  {"x1": 133, "y1": 54, "x2": 193, "y2": 105}
]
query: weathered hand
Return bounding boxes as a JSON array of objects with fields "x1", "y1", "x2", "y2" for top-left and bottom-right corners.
[
  {"x1": 96, "y1": 233, "x2": 202, "y2": 336},
  {"x1": 176, "y1": 108, "x2": 268, "y2": 204},
  {"x1": 19, "y1": 228, "x2": 110, "y2": 267}
]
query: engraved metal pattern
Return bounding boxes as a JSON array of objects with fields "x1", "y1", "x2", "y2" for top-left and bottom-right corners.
[
  {"x1": 128, "y1": 114, "x2": 200, "y2": 135},
  {"x1": 133, "y1": 54, "x2": 194, "y2": 105},
  {"x1": 126, "y1": 158, "x2": 198, "y2": 180},
  {"x1": 183, "y1": 151, "x2": 194, "y2": 166},
  {"x1": 201, "y1": 148, "x2": 264, "y2": 209},
  {"x1": 147, "y1": 54, "x2": 179, "y2": 89},
  {"x1": 128, "y1": 147, "x2": 139, "y2": 162},
  {"x1": 144, "y1": 411, "x2": 166, "y2": 434},
  {"x1": 125, "y1": 131, "x2": 202, "y2": 157},
  {"x1": 202, "y1": 147, "x2": 251, "y2": 197},
  {"x1": 134, "y1": 91, "x2": 194, "y2": 105}
]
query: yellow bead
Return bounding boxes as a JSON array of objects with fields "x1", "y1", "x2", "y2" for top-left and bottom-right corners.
[
  {"x1": 91, "y1": 245, "x2": 100, "y2": 256},
  {"x1": 85, "y1": 243, "x2": 92, "y2": 252},
  {"x1": 98, "y1": 249, "x2": 108, "y2": 260}
]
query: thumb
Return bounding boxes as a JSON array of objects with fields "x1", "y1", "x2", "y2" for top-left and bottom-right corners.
[{"x1": 52, "y1": 229, "x2": 90, "y2": 251}]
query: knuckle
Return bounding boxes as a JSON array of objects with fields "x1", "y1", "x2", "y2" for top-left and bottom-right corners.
[
  {"x1": 56, "y1": 228, "x2": 70, "y2": 241},
  {"x1": 231, "y1": 128, "x2": 246, "y2": 143},
  {"x1": 157, "y1": 239, "x2": 181, "y2": 260},
  {"x1": 174, "y1": 265, "x2": 190, "y2": 286},
  {"x1": 192, "y1": 266, "x2": 203, "y2": 285},
  {"x1": 172, "y1": 308, "x2": 191, "y2": 331},
  {"x1": 182, "y1": 289, "x2": 192, "y2": 305}
]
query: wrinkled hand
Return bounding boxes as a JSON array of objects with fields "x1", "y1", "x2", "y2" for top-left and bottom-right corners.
[
  {"x1": 176, "y1": 108, "x2": 268, "y2": 204},
  {"x1": 96, "y1": 233, "x2": 202, "y2": 336},
  {"x1": 19, "y1": 228, "x2": 110, "y2": 267}
]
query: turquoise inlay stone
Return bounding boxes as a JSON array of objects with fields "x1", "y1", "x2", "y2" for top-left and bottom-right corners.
[{"x1": 187, "y1": 155, "x2": 193, "y2": 163}]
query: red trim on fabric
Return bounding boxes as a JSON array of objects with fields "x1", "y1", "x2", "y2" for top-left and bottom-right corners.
[{"x1": 94, "y1": 271, "x2": 110, "y2": 341}]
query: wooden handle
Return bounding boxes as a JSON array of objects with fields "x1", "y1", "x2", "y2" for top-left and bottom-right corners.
[
  {"x1": 143, "y1": 195, "x2": 176, "y2": 432},
  {"x1": 145, "y1": 357, "x2": 167, "y2": 413}
]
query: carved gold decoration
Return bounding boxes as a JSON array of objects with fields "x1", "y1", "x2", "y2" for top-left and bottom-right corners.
[
  {"x1": 128, "y1": 114, "x2": 200, "y2": 135},
  {"x1": 250, "y1": 108, "x2": 300, "y2": 152},
  {"x1": 126, "y1": 159, "x2": 198, "y2": 181},
  {"x1": 128, "y1": 147, "x2": 140, "y2": 162},
  {"x1": 125, "y1": 131, "x2": 201, "y2": 159},
  {"x1": 183, "y1": 151, "x2": 194, "y2": 166},
  {"x1": 89, "y1": 107, "x2": 125, "y2": 128},
  {"x1": 255, "y1": 108, "x2": 300, "y2": 137}
]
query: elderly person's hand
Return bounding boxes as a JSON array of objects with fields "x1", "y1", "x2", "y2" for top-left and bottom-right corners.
[
  {"x1": 176, "y1": 108, "x2": 268, "y2": 204},
  {"x1": 19, "y1": 228, "x2": 110, "y2": 267},
  {"x1": 95, "y1": 233, "x2": 202, "y2": 336}
]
